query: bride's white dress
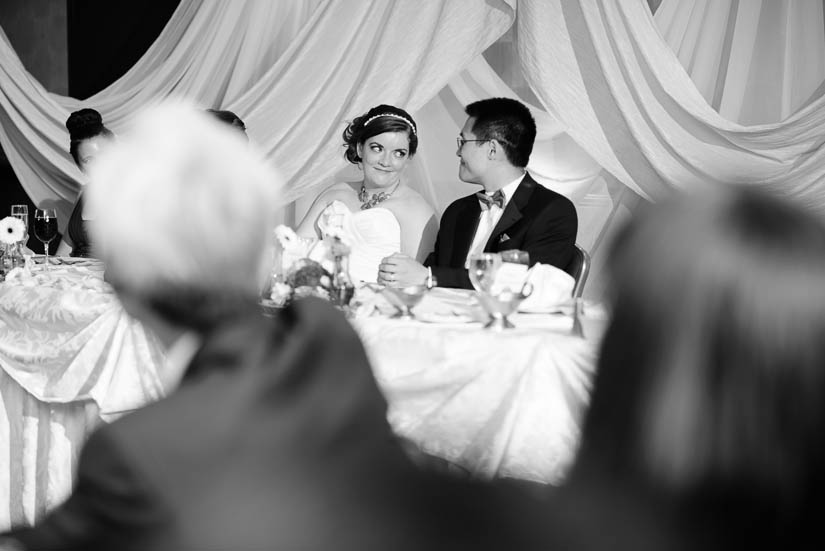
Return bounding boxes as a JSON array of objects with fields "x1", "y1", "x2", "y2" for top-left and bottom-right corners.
[{"x1": 313, "y1": 200, "x2": 401, "y2": 283}]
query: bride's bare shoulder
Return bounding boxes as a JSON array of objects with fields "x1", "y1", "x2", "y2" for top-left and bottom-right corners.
[
  {"x1": 316, "y1": 181, "x2": 359, "y2": 202},
  {"x1": 392, "y1": 186, "x2": 436, "y2": 216}
]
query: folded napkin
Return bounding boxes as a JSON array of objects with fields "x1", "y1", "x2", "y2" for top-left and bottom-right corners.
[
  {"x1": 518, "y1": 263, "x2": 574, "y2": 313},
  {"x1": 347, "y1": 284, "x2": 389, "y2": 317}
]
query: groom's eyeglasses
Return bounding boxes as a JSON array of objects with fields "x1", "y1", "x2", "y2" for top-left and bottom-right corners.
[{"x1": 456, "y1": 137, "x2": 490, "y2": 149}]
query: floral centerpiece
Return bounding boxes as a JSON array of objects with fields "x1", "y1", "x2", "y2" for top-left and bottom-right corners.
[
  {"x1": 0, "y1": 216, "x2": 25, "y2": 246},
  {"x1": 266, "y1": 225, "x2": 353, "y2": 308},
  {"x1": 0, "y1": 216, "x2": 26, "y2": 275}
]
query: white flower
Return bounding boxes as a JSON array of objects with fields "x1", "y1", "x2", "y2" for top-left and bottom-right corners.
[
  {"x1": 324, "y1": 226, "x2": 352, "y2": 250},
  {"x1": 269, "y1": 281, "x2": 293, "y2": 307},
  {"x1": 0, "y1": 216, "x2": 25, "y2": 245},
  {"x1": 274, "y1": 224, "x2": 298, "y2": 245}
]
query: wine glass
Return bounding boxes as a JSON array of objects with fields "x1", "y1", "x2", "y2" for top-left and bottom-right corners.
[
  {"x1": 469, "y1": 251, "x2": 533, "y2": 330},
  {"x1": 34, "y1": 209, "x2": 58, "y2": 271},
  {"x1": 468, "y1": 253, "x2": 501, "y2": 294},
  {"x1": 11, "y1": 205, "x2": 28, "y2": 244}
]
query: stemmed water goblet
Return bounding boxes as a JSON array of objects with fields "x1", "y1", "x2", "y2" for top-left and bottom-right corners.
[
  {"x1": 381, "y1": 274, "x2": 436, "y2": 319},
  {"x1": 469, "y1": 251, "x2": 533, "y2": 330},
  {"x1": 34, "y1": 209, "x2": 58, "y2": 271},
  {"x1": 468, "y1": 252, "x2": 501, "y2": 294}
]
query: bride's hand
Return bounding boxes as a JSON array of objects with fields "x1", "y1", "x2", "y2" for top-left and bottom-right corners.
[{"x1": 378, "y1": 253, "x2": 428, "y2": 287}]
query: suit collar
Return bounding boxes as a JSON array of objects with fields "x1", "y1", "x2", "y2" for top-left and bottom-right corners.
[
  {"x1": 180, "y1": 303, "x2": 270, "y2": 384},
  {"x1": 487, "y1": 173, "x2": 537, "y2": 246},
  {"x1": 488, "y1": 172, "x2": 525, "y2": 206}
]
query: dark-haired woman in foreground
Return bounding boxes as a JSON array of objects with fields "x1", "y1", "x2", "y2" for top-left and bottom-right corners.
[
  {"x1": 57, "y1": 108, "x2": 114, "y2": 258},
  {"x1": 295, "y1": 104, "x2": 437, "y2": 282},
  {"x1": 553, "y1": 185, "x2": 825, "y2": 550}
]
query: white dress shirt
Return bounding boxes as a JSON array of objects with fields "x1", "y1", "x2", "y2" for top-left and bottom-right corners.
[{"x1": 464, "y1": 174, "x2": 525, "y2": 268}]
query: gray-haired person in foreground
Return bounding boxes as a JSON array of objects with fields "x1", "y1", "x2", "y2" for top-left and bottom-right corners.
[{"x1": 1, "y1": 102, "x2": 554, "y2": 551}]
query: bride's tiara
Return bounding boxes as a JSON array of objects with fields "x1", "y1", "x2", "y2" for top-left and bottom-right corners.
[{"x1": 363, "y1": 113, "x2": 417, "y2": 135}]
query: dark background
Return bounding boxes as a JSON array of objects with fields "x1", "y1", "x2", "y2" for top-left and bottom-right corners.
[
  {"x1": 0, "y1": 0, "x2": 179, "y2": 250},
  {"x1": 67, "y1": 1, "x2": 179, "y2": 99}
]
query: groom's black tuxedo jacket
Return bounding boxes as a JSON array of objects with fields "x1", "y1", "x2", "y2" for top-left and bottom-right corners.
[
  {"x1": 425, "y1": 173, "x2": 578, "y2": 289},
  {"x1": 5, "y1": 298, "x2": 554, "y2": 550}
]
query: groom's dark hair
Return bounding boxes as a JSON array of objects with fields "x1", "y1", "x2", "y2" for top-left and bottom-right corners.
[{"x1": 465, "y1": 98, "x2": 536, "y2": 168}]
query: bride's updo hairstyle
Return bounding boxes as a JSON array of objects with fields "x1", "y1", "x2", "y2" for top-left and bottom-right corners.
[
  {"x1": 343, "y1": 104, "x2": 418, "y2": 164},
  {"x1": 66, "y1": 108, "x2": 114, "y2": 167}
]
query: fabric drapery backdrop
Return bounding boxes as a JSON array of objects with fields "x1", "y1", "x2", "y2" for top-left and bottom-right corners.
[
  {"x1": 655, "y1": 0, "x2": 825, "y2": 125},
  {"x1": 0, "y1": 0, "x2": 516, "y2": 223},
  {"x1": 518, "y1": 0, "x2": 825, "y2": 206},
  {"x1": 2, "y1": 0, "x2": 825, "y2": 298}
]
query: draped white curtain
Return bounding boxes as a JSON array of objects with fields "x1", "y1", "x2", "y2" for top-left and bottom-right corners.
[
  {"x1": 655, "y1": 0, "x2": 825, "y2": 125},
  {"x1": 2, "y1": 0, "x2": 825, "y2": 299},
  {"x1": 0, "y1": 0, "x2": 515, "y2": 222},
  {"x1": 0, "y1": 0, "x2": 332, "y2": 221},
  {"x1": 518, "y1": 0, "x2": 825, "y2": 208}
]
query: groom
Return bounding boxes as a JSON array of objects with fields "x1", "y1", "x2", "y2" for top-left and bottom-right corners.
[{"x1": 378, "y1": 97, "x2": 577, "y2": 289}]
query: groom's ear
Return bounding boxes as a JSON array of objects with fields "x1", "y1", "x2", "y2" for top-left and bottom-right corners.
[{"x1": 488, "y1": 139, "x2": 501, "y2": 160}]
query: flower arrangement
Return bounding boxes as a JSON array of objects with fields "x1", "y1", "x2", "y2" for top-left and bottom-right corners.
[
  {"x1": 267, "y1": 225, "x2": 353, "y2": 308},
  {"x1": 268, "y1": 258, "x2": 333, "y2": 307},
  {"x1": 0, "y1": 216, "x2": 25, "y2": 245},
  {"x1": 0, "y1": 216, "x2": 27, "y2": 277}
]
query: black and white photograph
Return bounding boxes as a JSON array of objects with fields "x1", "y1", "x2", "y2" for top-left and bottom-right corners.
[{"x1": 0, "y1": 1, "x2": 823, "y2": 549}]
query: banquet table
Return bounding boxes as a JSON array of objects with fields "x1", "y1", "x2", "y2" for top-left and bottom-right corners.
[
  {"x1": 0, "y1": 263, "x2": 604, "y2": 530},
  {"x1": 352, "y1": 288, "x2": 602, "y2": 485}
]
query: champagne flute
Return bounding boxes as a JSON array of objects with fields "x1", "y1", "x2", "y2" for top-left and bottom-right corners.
[
  {"x1": 34, "y1": 209, "x2": 58, "y2": 271},
  {"x1": 11, "y1": 205, "x2": 29, "y2": 244}
]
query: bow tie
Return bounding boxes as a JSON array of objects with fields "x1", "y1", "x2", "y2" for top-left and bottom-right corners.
[{"x1": 476, "y1": 190, "x2": 505, "y2": 210}]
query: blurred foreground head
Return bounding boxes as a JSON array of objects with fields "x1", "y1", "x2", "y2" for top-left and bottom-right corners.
[
  {"x1": 86, "y1": 102, "x2": 280, "y2": 331},
  {"x1": 580, "y1": 185, "x2": 825, "y2": 510}
]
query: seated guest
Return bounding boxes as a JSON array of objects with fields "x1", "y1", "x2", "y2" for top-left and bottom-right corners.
[
  {"x1": 0, "y1": 103, "x2": 550, "y2": 550},
  {"x1": 56, "y1": 108, "x2": 114, "y2": 258},
  {"x1": 295, "y1": 104, "x2": 437, "y2": 282},
  {"x1": 378, "y1": 97, "x2": 577, "y2": 289},
  {"x1": 205, "y1": 108, "x2": 248, "y2": 140},
  {"x1": 553, "y1": 186, "x2": 825, "y2": 549}
]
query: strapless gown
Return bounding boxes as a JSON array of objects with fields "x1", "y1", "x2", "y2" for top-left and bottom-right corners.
[{"x1": 313, "y1": 201, "x2": 401, "y2": 283}]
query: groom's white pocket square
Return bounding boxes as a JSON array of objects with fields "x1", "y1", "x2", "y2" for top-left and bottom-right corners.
[{"x1": 499, "y1": 233, "x2": 511, "y2": 243}]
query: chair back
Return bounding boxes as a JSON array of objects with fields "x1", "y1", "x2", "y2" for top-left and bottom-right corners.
[{"x1": 565, "y1": 244, "x2": 590, "y2": 299}]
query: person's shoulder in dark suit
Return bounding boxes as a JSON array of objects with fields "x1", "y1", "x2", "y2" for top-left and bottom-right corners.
[
  {"x1": 4, "y1": 299, "x2": 413, "y2": 550},
  {"x1": 519, "y1": 175, "x2": 578, "y2": 269}
]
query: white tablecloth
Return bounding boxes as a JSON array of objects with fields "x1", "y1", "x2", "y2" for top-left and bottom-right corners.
[
  {"x1": 0, "y1": 270, "x2": 603, "y2": 530},
  {"x1": 353, "y1": 288, "x2": 601, "y2": 484},
  {"x1": 0, "y1": 262, "x2": 168, "y2": 529}
]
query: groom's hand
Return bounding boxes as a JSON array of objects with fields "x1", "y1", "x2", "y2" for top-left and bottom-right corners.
[{"x1": 378, "y1": 253, "x2": 428, "y2": 287}]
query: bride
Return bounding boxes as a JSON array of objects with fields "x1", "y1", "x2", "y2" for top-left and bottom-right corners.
[{"x1": 294, "y1": 104, "x2": 437, "y2": 283}]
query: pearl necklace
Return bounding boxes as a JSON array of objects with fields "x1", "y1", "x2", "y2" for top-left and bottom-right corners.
[{"x1": 358, "y1": 182, "x2": 400, "y2": 210}]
